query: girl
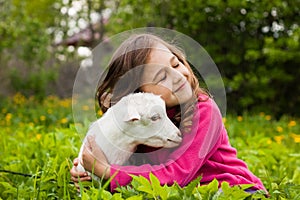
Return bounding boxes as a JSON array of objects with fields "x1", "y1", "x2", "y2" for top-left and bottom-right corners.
[{"x1": 70, "y1": 33, "x2": 267, "y2": 194}]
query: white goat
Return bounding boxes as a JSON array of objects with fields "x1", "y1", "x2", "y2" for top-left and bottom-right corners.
[{"x1": 76, "y1": 93, "x2": 182, "y2": 179}]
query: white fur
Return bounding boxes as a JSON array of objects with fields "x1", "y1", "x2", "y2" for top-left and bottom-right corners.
[{"x1": 77, "y1": 93, "x2": 182, "y2": 179}]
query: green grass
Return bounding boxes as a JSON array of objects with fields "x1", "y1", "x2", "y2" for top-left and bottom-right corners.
[{"x1": 0, "y1": 93, "x2": 299, "y2": 199}]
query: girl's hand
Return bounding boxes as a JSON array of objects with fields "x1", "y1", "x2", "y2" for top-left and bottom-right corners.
[
  {"x1": 70, "y1": 158, "x2": 92, "y2": 191},
  {"x1": 82, "y1": 135, "x2": 111, "y2": 179}
]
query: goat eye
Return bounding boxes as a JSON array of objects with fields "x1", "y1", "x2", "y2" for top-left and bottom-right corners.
[{"x1": 150, "y1": 114, "x2": 161, "y2": 121}]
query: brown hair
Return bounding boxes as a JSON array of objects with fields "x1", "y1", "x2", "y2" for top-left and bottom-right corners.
[{"x1": 96, "y1": 33, "x2": 209, "y2": 132}]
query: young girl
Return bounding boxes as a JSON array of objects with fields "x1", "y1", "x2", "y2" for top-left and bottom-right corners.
[{"x1": 70, "y1": 33, "x2": 267, "y2": 194}]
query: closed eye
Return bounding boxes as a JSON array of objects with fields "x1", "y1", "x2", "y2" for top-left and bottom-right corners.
[
  {"x1": 172, "y1": 63, "x2": 179, "y2": 68},
  {"x1": 150, "y1": 114, "x2": 161, "y2": 121},
  {"x1": 156, "y1": 71, "x2": 167, "y2": 83}
]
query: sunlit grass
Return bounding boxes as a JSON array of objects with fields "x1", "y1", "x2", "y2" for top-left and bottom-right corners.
[{"x1": 0, "y1": 93, "x2": 299, "y2": 199}]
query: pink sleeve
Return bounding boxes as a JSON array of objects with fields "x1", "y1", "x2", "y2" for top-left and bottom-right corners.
[{"x1": 110, "y1": 98, "x2": 224, "y2": 191}]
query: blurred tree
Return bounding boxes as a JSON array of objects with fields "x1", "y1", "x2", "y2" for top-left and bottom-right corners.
[
  {"x1": 1, "y1": 0, "x2": 299, "y2": 116},
  {"x1": 106, "y1": 0, "x2": 300, "y2": 117},
  {"x1": 0, "y1": 0, "x2": 110, "y2": 98},
  {"x1": 0, "y1": 0, "x2": 63, "y2": 98}
]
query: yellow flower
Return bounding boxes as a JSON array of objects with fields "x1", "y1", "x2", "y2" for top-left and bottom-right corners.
[
  {"x1": 40, "y1": 115, "x2": 46, "y2": 121},
  {"x1": 59, "y1": 99, "x2": 72, "y2": 108},
  {"x1": 13, "y1": 92, "x2": 26, "y2": 105},
  {"x1": 290, "y1": 133, "x2": 300, "y2": 143},
  {"x1": 5, "y1": 113, "x2": 12, "y2": 122},
  {"x1": 265, "y1": 115, "x2": 271, "y2": 121},
  {"x1": 274, "y1": 135, "x2": 284, "y2": 144},
  {"x1": 259, "y1": 112, "x2": 265, "y2": 117},
  {"x1": 82, "y1": 105, "x2": 90, "y2": 111},
  {"x1": 288, "y1": 120, "x2": 297, "y2": 127},
  {"x1": 222, "y1": 117, "x2": 226, "y2": 124},
  {"x1": 47, "y1": 109, "x2": 53, "y2": 114},
  {"x1": 36, "y1": 134, "x2": 42, "y2": 140},
  {"x1": 267, "y1": 139, "x2": 272, "y2": 144},
  {"x1": 97, "y1": 109, "x2": 103, "y2": 117},
  {"x1": 60, "y1": 118, "x2": 68, "y2": 124},
  {"x1": 276, "y1": 126, "x2": 283, "y2": 133},
  {"x1": 237, "y1": 116, "x2": 243, "y2": 122}
]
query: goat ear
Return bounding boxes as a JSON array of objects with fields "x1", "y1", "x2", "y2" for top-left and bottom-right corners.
[{"x1": 123, "y1": 108, "x2": 141, "y2": 122}]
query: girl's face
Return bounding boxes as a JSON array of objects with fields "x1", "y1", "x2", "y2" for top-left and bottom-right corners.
[{"x1": 140, "y1": 43, "x2": 193, "y2": 107}]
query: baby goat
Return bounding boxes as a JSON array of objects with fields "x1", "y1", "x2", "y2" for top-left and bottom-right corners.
[{"x1": 76, "y1": 93, "x2": 182, "y2": 179}]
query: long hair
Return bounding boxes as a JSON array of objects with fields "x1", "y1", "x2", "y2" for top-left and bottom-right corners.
[{"x1": 96, "y1": 33, "x2": 209, "y2": 132}]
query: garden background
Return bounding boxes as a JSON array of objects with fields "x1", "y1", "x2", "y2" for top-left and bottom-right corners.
[{"x1": 0, "y1": 0, "x2": 299, "y2": 199}]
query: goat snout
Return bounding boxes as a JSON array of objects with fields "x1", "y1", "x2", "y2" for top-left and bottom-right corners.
[{"x1": 164, "y1": 131, "x2": 182, "y2": 148}]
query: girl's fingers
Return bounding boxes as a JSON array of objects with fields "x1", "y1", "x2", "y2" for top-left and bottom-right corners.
[
  {"x1": 70, "y1": 165, "x2": 86, "y2": 177},
  {"x1": 73, "y1": 158, "x2": 79, "y2": 166},
  {"x1": 71, "y1": 175, "x2": 91, "y2": 183}
]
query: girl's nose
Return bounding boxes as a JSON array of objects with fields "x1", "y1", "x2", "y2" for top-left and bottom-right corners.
[
  {"x1": 171, "y1": 68, "x2": 185, "y2": 85},
  {"x1": 173, "y1": 64, "x2": 188, "y2": 82},
  {"x1": 177, "y1": 64, "x2": 189, "y2": 78}
]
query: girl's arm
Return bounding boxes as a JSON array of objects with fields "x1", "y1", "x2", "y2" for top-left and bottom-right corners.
[
  {"x1": 108, "y1": 98, "x2": 224, "y2": 191},
  {"x1": 70, "y1": 136, "x2": 110, "y2": 189}
]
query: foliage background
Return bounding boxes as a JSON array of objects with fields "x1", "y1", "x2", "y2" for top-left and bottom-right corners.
[{"x1": 1, "y1": 0, "x2": 299, "y2": 117}]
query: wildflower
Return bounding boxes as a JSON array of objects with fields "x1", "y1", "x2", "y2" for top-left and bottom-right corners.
[
  {"x1": 5, "y1": 113, "x2": 12, "y2": 122},
  {"x1": 276, "y1": 126, "x2": 283, "y2": 133},
  {"x1": 40, "y1": 115, "x2": 46, "y2": 121},
  {"x1": 82, "y1": 105, "x2": 90, "y2": 111},
  {"x1": 267, "y1": 139, "x2": 272, "y2": 144},
  {"x1": 274, "y1": 135, "x2": 284, "y2": 144},
  {"x1": 60, "y1": 118, "x2": 68, "y2": 124},
  {"x1": 36, "y1": 134, "x2": 42, "y2": 140},
  {"x1": 222, "y1": 117, "x2": 226, "y2": 124},
  {"x1": 290, "y1": 133, "x2": 300, "y2": 143},
  {"x1": 97, "y1": 109, "x2": 103, "y2": 117},
  {"x1": 288, "y1": 120, "x2": 297, "y2": 127},
  {"x1": 47, "y1": 109, "x2": 53, "y2": 114},
  {"x1": 237, "y1": 116, "x2": 243, "y2": 122},
  {"x1": 13, "y1": 92, "x2": 26, "y2": 105},
  {"x1": 59, "y1": 99, "x2": 72, "y2": 108},
  {"x1": 265, "y1": 115, "x2": 271, "y2": 121}
]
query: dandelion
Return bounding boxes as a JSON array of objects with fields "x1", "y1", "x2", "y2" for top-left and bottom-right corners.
[
  {"x1": 97, "y1": 109, "x2": 103, "y2": 117},
  {"x1": 274, "y1": 135, "x2": 284, "y2": 144},
  {"x1": 288, "y1": 120, "x2": 297, "y2": 127},
  {"x1": 60, "y1": 118, "x2": 68, "y2": 124},
  {"x1": 5, "y1": 113, "x2": 12, "y2": 122},
  {"x1": 290, "y1": 133, "x2": 300, "y2": 143},
  {"x1": 265, "y1": 115, "x2": 271, "y2": 121},
  {"x1": 5, "y1": 113, "x2": 12, "y2": 125},
  {"x1": 59, "y1": 99, "x2": 72, "y2": 108},
  {"x1": 40, "y1": 115, "x2": 46, "y2": 121},
  {"x1": 237, "y1": 116, "x2": 243, "y2": 122},
  {"x1": 82, "y1": 105, "x2": 90, "y2": 111},
  {"x1": 276, "y1": 126, "x2": 283, "y2": 133},
  {"x1": 13, "y1": 92, "x2": 26, "y2": 105},
  {"x1": 47, "y1": 109, "x2": 53, "y2": 114},
  {"x1": 267, "y1": 139, "x2": 272, "y2": 144},
  {"x1": 36, "y1": 134, "x2": 42, "y2": 140}
]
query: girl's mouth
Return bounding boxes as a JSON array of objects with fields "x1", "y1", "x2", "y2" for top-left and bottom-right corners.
[{"x1": 174, "y1": 81, "x2": 187, "y2": 93}]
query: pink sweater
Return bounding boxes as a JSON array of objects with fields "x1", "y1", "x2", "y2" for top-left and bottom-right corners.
[{"x1": 110, "y1": 96, "x2": 266, "y2": 192}]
